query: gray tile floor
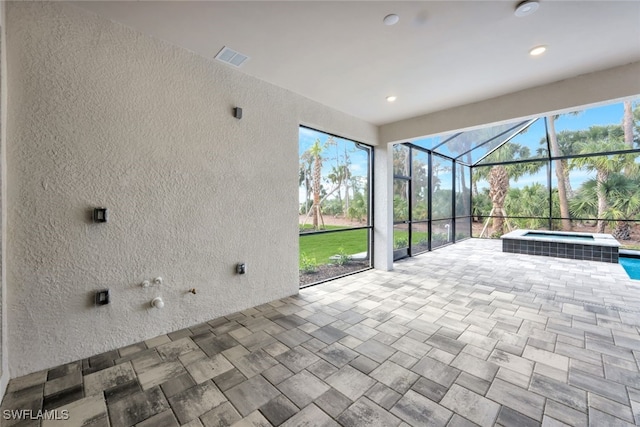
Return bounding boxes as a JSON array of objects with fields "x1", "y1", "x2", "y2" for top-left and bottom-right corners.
[{"x1": 3, "y1": 239, "x2": 640, "y2": 426}]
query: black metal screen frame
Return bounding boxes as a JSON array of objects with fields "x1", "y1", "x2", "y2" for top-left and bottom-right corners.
[
  {"x1": 469, "y1": 116, "x2": 640, "y2": 234},
  {"x1": 393, "y1": 144, "x2": 471, "y2": 260},
  {"x1": 298, "y1": 125, "x2": 374, "y2": 288}
]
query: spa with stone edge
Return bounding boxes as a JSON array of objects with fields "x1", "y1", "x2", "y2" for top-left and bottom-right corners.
[{"x1": 501, "y1": 230, "x2": 621, "y2": 263}]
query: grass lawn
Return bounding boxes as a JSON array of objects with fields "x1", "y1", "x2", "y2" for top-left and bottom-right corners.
[
  {"x1": 299, "y1": 227, "x2": 368, "y2": 265},
  {"x1": 299, "y1": 226, "x2": 434, "y2": 268},
  {"x1": 392, "y1": 229, "x2": 429, "y2": 248}
]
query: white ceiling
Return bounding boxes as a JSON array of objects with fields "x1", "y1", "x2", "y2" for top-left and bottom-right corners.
[{"x1": 74, "y1": 1, "x2": 640, "y2": 126}]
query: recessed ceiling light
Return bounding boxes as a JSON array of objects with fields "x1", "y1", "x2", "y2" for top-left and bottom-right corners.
[
  {"x1": 383, "y1": 14, "x2": 400, "y2": 26},
  {"x1": 514, "y1": 0, "x2": 539, "y2": 17},
  {"x1": 386, "y1": 96, "x2": 397, "y2": 102},
  {"x1": 529, "y1": 45, "x2": 547, "y2": 56}
]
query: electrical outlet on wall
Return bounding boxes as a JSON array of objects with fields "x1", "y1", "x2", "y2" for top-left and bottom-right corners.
[
  {"x1": 236, "y1": 263, "x2": 246, "y2": 275},
  {"x1": 95, "y1": 289, "x2": 110, "y2": 305}
]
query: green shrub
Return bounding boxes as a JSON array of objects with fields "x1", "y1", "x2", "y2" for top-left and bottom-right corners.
[
  {"x1": 333, "y1": 247, "x2": 351, "y2": 266},
  {"x1": 394, "y1": 237, "x2": 408, "y2": 249},
  {"x1": 300, "y1": 252, "x2": 318, "y2": 273}
]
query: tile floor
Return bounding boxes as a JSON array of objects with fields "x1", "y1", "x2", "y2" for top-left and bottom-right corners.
[{"x1": 3, "y1": 239, "x2": 640, "y2": 426}]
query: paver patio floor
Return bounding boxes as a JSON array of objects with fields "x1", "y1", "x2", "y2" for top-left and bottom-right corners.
[{"x1": 3, "y1": 239, "x2": 639, "y2": 426}]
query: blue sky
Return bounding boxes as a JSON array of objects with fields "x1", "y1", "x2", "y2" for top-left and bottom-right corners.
[
  {"x1": 471, "y1": 98, "x2": 639, "y2": 191},
  {"x1": 554, "y1": 101, "x2": 633, "y2": 132},
  {"x1": 496, "y1": 100, "x2": 636, "y2": 159},
  {"x1": 415, "y1": 98, "x2": 638, "y2": 163}
]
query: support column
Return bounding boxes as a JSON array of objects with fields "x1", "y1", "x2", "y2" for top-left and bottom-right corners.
[{"x1": 374, "y1": 143, "x2": 393, "y2": 271}]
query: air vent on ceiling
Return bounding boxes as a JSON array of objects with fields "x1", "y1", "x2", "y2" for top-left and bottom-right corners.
[{"x1": 215, "y1": 46, "x2": 249, "y2": 68}]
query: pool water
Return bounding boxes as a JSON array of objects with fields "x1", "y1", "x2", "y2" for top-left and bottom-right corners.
[
  {"x1": 523, "y1": 232, "x2": 595, "y2": 241},
  {"x1": 620, "y1": 256, "x2": 640, "y2": 280}
]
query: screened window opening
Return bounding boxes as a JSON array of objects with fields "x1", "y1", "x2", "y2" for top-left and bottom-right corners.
[
  {"x1": 409, "y1": 97, "x2": 640, "y2": 250},
  {"x1": 298, "y1": 126, "x2": 372, "y2": 287},
  {"x1": 392, "y1": 145, "x2": 471, "y2": 260}
]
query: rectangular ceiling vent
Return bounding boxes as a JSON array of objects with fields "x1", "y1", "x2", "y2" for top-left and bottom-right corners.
[{"x1": 215, "y1": 46, "x2": 249, "y2": 68}]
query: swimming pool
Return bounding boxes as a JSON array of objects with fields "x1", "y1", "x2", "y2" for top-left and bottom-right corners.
[{"x1": 620, "y1": 255, "x2": 640, "y2": 280}]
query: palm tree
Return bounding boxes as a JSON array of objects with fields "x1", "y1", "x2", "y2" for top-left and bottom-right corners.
[
  {"x1": 622, "y1": 101, "x2": 639, "y2": 177},
  {"x1": 347, "y1": 189, "x2": 368, "y2": 223},
  {"x1": 341, "y1": 147, "x2": 352, "y2": 215},
  {"x1": 488, "y1": 163, "x2": 509, "y2": 235},
  {"x1": 475, "y1": 143, "x2": 545, "y2": 236},
  {"x1": 569, "y1": 173, "x2": 640, "y2": 239},
  {"x1": 393, "y1": 144, "x2": 411, "y2": 176},
  {"x1": 327, "y1": 166, "x2": 343, "y2": 214},
  {"x1": 457, "y1": 165, "x2": 471, "y2": 216},
  {"x1": 623, "y1": 101, "x2": 634, "y2": 148},
  {"x1": 619, "y1": 101, "x2": 638, "y2": 235},
  {"x1": 553, "y1": 131, "x2": 583, "y2": 198},
  {"x1": 299, "y1": 153, "x2": 313, "y2": 214},
  {"x1": 607, "y1": 174, "x2": 640, "y2": 240},
  {"x1": 411, "y1": 154, "x2": 429, "y2": 220},
  {"x1": 305, "y1": 137, "x2": 333, "y2": 229},
  {"x1": 547, "y1": 115, "x2": 572, "y2": 231},
  {"x1": 569, "y1": 134, "x2": 633, "y2": 233},
  {"x1": 505, "y1": 183, "x2": 550, "y2": 230},
  {"x1": 634, "y1": 103, "x2": 640, "y2": 142},
  {"x1": 310, "y1": 139, "x2": 324, "y2": 229},
  {"x1": 393, "y1": 145, "x2": 411, "y2": 225},
  {"x1": 301, "y1": 136, "x2": 356, "y2": 230},
  {"x1": 327, "y1": 164, "x2": 351, "y2": 216}
]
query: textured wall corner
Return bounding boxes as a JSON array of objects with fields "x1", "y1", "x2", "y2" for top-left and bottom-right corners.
[
  {"x1": 5, "y1": 2, "x2": 377, "y2": 377},
  {"x1": 0, "y1": 0, "x2": 9, "y2": 398}
]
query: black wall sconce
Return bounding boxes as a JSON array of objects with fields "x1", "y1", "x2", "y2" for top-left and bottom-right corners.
[
  {"x1": 233, "y1": 107, "x2": 243, "y2": 119},
  {"x1": 93, "y1": 207, "x2": 108, "y2": 223}
]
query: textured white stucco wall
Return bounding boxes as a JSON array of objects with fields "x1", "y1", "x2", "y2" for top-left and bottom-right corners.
[
  {"x1": 380, "y1": 61, "x2": 640, "y2": 144},
  {"x1": 5, "y1": 2, "x2": 377, "y2": 377},
  {"x1": 0, "y1": 0, "x2": 8, "y2": 398}
]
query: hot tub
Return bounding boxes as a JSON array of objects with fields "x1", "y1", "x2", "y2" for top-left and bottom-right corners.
[{"x1": 501, "y1": 229, "x2": 621, "y2": 263}]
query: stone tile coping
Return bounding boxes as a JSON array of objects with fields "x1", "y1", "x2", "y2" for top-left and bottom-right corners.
[
  {"x1": 501, "y1": 229, "x2": 620, "y2": 248},
  {"x1": 619, "y1": 249, "x2": 640, "y2": 257}
]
